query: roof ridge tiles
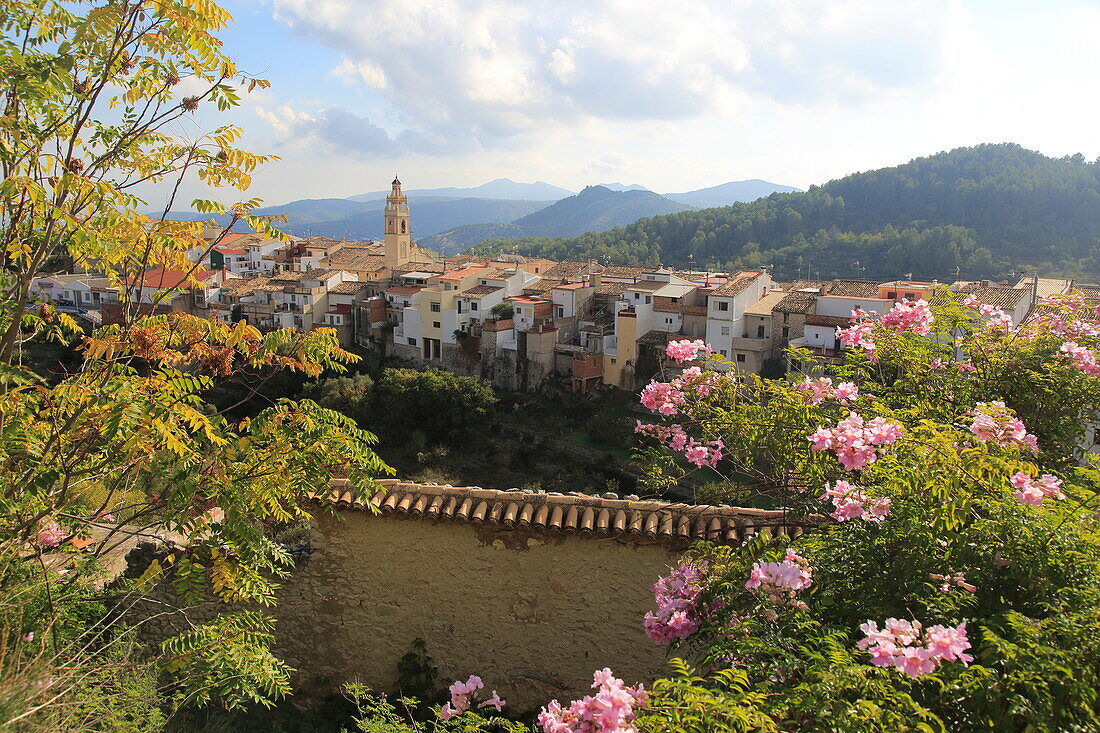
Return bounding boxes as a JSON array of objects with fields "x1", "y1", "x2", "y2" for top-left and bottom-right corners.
[{"x1": 316, "y1": 479, "x2": 814, "y2": 544}]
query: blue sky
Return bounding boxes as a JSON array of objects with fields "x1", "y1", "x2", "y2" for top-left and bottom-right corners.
[{"x1": 170, "y1": 0, "x2": 1100, "y2": 206}]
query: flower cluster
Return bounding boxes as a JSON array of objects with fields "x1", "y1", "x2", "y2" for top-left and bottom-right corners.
[
  {"x1": 836, "y1": 309, "x2": 879, "y2": 358},
  {"x1": 639, "y1": 364, "x2": 726, "y2": 417},
  {"x1": 858, "y1": 619, "x2": 972, "y2": 677},
  {"x1": 644, "y1": 560, "x2": 710, "y2": 645},
  {"x1": 820, "y1": 480, "x2": 892, "y2": 522},
  {"x1": 539, "y1": 668, "x2": 647, "y2": 733},
  {"x1": 807, "y1": 412, "x2": 904, "y2": 470},
  {"x1": 794, "y1": 377, "x2": 859, "y2": 406},
  {"x1": 881, "y1": 298, "x2": 934, "y2": 335},
  {"x1": 665, "y1": 339, "x2": 712, "y2": 364},
  {"x1": 1025, "y1": 295, "x2": 1100, "y2": 339},
  {"x1": 440, "y1": 675, "x2": 506, "y2": 720},
  {"x1": 968, "y1": 402, "x2": 1038, "y2": 450},
  {"x1": 929, "y1": 571, "x2": 976, "y2": 594},
  {"x1": 634, "y1": 422, "x2": 724, "y2": 468},
  {"x1": 746, "y1": 549, "x2": 813, "y2": 612},
  {"x1": 1010, "y1": 471, "x2": 1065, "y2": 507},
  {"x1": 1060, "y1": 341, "x2": 1100, "y2": 376},
  {"x1": 36, "y1": 519, "x2": 65, "y2": 548}
]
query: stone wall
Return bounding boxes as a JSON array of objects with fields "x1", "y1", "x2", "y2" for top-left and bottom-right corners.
[{"x1": 270, "y1": 511, "x2": 681, "y2": 713}]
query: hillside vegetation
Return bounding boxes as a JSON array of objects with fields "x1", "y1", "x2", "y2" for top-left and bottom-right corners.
[{"x1": 472, "y1": 144, "x2": 1100, "y2": 281}]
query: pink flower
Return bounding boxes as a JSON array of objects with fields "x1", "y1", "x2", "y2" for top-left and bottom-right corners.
[
  {"x1": 808, "y1": 412, "x2": 903, "y2": 470},
  {"x1": 834, "y1": 381, "x2": 859, "y2": 402},
  {"x1": 645, "y1": 561, "x2": 711, "y2": 645},
  {"x1": 1010, "y1": 471, "x2": 1064, "y2": 507},
  {"x1": 22, "y1": 632, "x2": 33, "y2": 642},
  {"x1": 746, "y1": 550, "x2": 813, "y2": 610},
  {"x1": 1061, "y1": 341, "x2": 1100, "y2": 376},
  {"x1": 440, "y1": 675, "x2": 485, "y2": 719},
  {"x1": 665, "y1": 339, "x2": 712, "y2": 364},
  {"x1": 539, "y1": 669, "x2": 647, "y2": 733},
  {"x1": 479, "y1": 691, "x2": 506, "y2": 712},
  {"x1": 858, "y1": 618, "x2": 971, "y2": 677},
  {"x1": 36, "y1": 519, "x2": 65, "y2": 548},
  {"x1": 820, "y1": 481, "x2": 892, "y2": 523},
  {"x1": 969, "y1": 402, "x2": 1038, "y2": 451}
]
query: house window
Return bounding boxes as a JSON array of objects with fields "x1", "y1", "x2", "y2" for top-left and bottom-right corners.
[
  {"x1": 887, "y1": 291, "x2": 897, "y2": 299},
  {"x1": 645, "y1": 296, "x2": 652, "y2": 304},
  {"x1": 904, "y1": 292, "x2": 916, "y2": 300},
  {"x1": 736, "y1": 353, "x2": 746, "y2": 363},
  {"x1": 555, "y1": 306, "x2": 564, "y2": 318},
  {"x1": 610, "y1": 358, "x2": 617, "y2": 364},
  {"x1": 757, "y1": 325, "x2": 765, "y2": 338},
  {"x1": 719, "y1": 349, "x2": 728, "y2": 357},
  {"x1": 717, "y1": 301, "x2": 729, "y2": 311},
  {"x1": 408, "y1": 337, "x2": 417, "y2": 346},
  {"x1": 721, "y1": 326, "x2": 730, "y2": 336},
  {"x1": 471, "y1": 302, "x2": 478, "y2": 311},
  {"x1": 433, "y1": 321, "x2": 440, "y2": 329},
  {"x1": 783, "y1": 326, "x2": 790, "y2": 338},
  {"x1": 783, "y1": 312, "x2": 789, "y2": 323},
  {"x1": 430, "y1": 302, "x2": 440, "y2": 312},
  {"x1": 665, "y1": 318, "x2": 673, "y2": 325},
  {"x1": 634, "y1": 293, "x2": 640, "y2": 300},
  {"x1": 457, "y1": 302, "x2": 464, "y2": 313}
]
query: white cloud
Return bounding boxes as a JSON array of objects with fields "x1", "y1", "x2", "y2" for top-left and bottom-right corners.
[
  {"x1": 270, "y1": 0, "x2": 958, "y2": 141},
  {"x1": 586, "y1": 151, "x2": 631, "y2": 176}
]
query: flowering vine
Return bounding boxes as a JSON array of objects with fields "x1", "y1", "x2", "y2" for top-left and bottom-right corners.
[
  {"x1": 1010, "y1": 471, "x2": 1065, "y2": 507},
  {"x1": 644, "y1": 560, "x2": 711, "y2": 645},
  {"x1": 439, "y1": 675, "x2": 506, "y2": 720},
  {"x1": 745, "y1": 549, "x2": 813, "y2": 613},
  {"x1": 538, "y1": 668, "x2": 647, "y2": 733},
  {"x1": 968, "y1": 402, "x2": 1038, "y2": 450},
  {"x1": 857, "y1": 619, "x2": 972, "y2": 677},
  {"x1": 820, "y1": 480, "x2": 892, "y2": 522},
  {"x1": 808, "y1": 412, "x2": 904, "y2": 470}
]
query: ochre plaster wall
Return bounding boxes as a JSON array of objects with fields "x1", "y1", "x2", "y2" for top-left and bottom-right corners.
[{"x1": 271, "y1": 512, "x2": 682, "y2": 713}]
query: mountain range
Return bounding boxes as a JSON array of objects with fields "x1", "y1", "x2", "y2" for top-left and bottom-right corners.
[
  {"x1": 160, "y1": 178, "x2": 799, "y2": 248},
  {"x1": 470, "y1": 144, "x2": 1100, "y2": 283}
]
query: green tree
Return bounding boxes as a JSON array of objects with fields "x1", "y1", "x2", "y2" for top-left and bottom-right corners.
[
  {"x1": 0, "y1": 0, "x2": 391, "y2": 725},
  {"x1": 375, "y1": 368, "x2": 497, "y2": 441}
]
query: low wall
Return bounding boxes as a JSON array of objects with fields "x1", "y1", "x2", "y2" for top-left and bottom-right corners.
[
  {"x1": 274, "y1": 510, "x2": 679, "y2": 712},
  {"x1": 129, "y1": 481, "x2": 809, "y2": 715}
]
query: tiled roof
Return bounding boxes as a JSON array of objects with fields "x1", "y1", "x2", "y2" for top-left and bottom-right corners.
[
  {"x1": 637, "y1": 329, "x2": 675, "y2": 346},
  {"x1": 744, "y1": 291, "x2": 788, "y2": 316},
  {"x1": 599, "y1": 265, "x2": 649, "y2": 280},
  {"x1": 826, "y1": 280, "x2": 882, "y2": 298},
  {"x1": 323, "y1": 479, "x2": 813, "y2": 545},
  {"x1": 329, "y1": 281, "x2": 368, "y2": 294},
  {"x1": 543, "y1": 260, "x2": 595, "y2": 280},
  {"x1": 523, "y1": 279, "x2": 556, "y2": 294},
  {"x1": 775, "y1": 291, "x2": 818, "y2": 314},
  {"x1": 623, "y1": 279, "x2": 666, "y2": 292},
  {"x1": 461, "y1": 284, "x2": 502, "y2": 296},
  {"x1": 224, "y1": 276, "x2": 270, "y2": 295},
  {"x1": 323, "y1": 247, "x2": 386, "y2": 270},
  {"x1": 440, "y1": 265, "x2": 488, "y2": 280},
  {"x1": 712, "y1": 273, "x2": 760, "y2": 297},
  {"x1": 959, "y1": 285, "x2": 1029, "y2": 310},
  {"x1": 596, "y1": 281, "x2": 628, "y2": 296},
  {"x1": 805, "y1": 314, "x2": 851, "y2": 328}
]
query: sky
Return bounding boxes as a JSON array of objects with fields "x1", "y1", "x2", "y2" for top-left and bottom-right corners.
[{"x1": 165, "y1": 0, "x2": 1100, "y2": 207}]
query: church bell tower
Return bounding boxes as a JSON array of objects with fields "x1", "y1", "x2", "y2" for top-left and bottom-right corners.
[{"x1": 384, "y1": 176, "x2": 412, "y2": 268}]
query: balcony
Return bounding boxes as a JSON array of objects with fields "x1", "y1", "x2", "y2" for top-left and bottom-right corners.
[{"x1": 730, "y1": 335, "x2": 773, "y2": 352}]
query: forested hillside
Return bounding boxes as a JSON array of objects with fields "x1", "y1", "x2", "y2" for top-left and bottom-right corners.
[{"x1": 471, "y1": 144, "x2": 1100, "y2": 281}]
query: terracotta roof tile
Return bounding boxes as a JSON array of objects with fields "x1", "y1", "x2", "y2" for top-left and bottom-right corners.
[
  {"x1": 543, "y1": 260, "x2": 595, "y2": 280},
  {"x1": 461, "y1": 284, "x2": 502, "y2": 296},
  {"x1": 826, "y1": 280, "x2": 882, "y2": 298},
  {"x1": 958, "y1": 285, "x2": 1029, "y2": 310},
  {"x1": 320, "y1": 479, "x2": 815, "y2": 545},
  {"x1": 805, "y1": 314, "x2": 851, "y2": 328},
  {"x1": 712, "y1": 273, "x2": 760, "y2": 297},
  {"x1": 329, "y1": 281, "x2": 368, "y2": 294}
]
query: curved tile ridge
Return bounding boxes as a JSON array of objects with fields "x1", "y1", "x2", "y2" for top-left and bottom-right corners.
[{"x1": 319, "y1": 479, "x2": 816, "y2": 545}]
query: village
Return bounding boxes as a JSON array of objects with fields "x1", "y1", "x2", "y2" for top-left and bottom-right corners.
[{"x1": 32, "y1": 177, "x2": 1099, "y2": 394}]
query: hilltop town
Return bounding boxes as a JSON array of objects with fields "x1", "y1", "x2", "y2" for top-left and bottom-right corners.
[{"x1": 33, "y1": 177, "x2": 1100, "y2": 393}]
